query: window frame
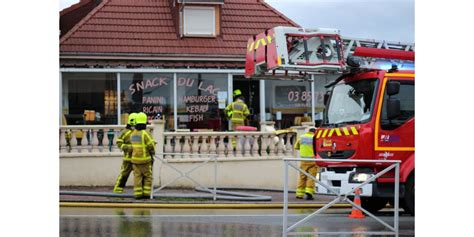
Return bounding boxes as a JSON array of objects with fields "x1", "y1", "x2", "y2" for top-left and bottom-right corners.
[
  {"x1": 323, "y1": 78, "x2": 379, "y2": 126},
  {"x1": 61, "y1": 72, "x2": 118, "y2": 125},
  {"x1": 380, "y1": 79, "x2": 414, "y2": 130},
  {"x1": 182, "y1": 6, "x2": 216, "y2": 37}
]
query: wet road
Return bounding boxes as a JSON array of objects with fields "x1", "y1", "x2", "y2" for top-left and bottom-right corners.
[{"x1": 60, "y1": 207, "x2": 414, "y2": 236}]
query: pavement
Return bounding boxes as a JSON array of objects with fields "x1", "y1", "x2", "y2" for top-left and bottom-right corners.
[
  {"x1": 60, "y1": 186, "x2": 349, "y2": 205},
  {"x1": 60, "y1": 186, "x2": 414, "y2": 236},
  {"x1": 60, "y1": 208, "x2": 415, "y2": 236}
]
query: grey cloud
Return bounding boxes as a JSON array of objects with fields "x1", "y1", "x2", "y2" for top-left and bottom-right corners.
[{"x1": 266, "y1": 0, "x2": 414, "y2": 43}]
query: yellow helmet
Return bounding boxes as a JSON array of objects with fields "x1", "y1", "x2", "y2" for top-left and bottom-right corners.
[
  {"x1": 233, "y1": 89, "x2": 242, "y2": 97},
  {"x1": 136, "y1": 112, "x2": 148, "y2": 124},
  {"x1": 128, "y1": 113, "x2": 138, "y2": 126}
]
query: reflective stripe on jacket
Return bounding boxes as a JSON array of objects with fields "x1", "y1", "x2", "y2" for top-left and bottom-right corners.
[
  {"x1": 116, "y1": 129, "x2": 133, "y2": 161},
  {"x1": 294, "y1": 132, "x2": 315, "y2": 158},
  {"x1": 225, "y1": 99, "x2": 249, "y2": 122},
  {"x1": 130, "y1": 130, "x2": 156, "y2": 164}
]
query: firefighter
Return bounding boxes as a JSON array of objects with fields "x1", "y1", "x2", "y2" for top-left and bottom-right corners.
[
  {"x1": 65, "y1": 130, "x2": 72, "y2": 152},
  {"x1": 224, "y1": 89, "x2": 250, "y2": 130},
  {"x1": 294, "y1": 128, "x2": 318, "y2": 200},
  {"x1": 113, "y1": 113, "x2": 138, "y2": 194},
  {"x1": 75, "y1": 130, "x2": 83, "y2": 146},
  {"x1": 127, "y1": 112, "x2": 156, "y2": 199}
]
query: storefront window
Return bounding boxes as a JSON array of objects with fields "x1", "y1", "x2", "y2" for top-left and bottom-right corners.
[
  {"x1": 176, "y1": 73, "x2": 228, "y2": 131},
  {"x1": 62, "y1": 73, "x2": 117, "y2": 125},
  {"x1": 265, "y1": 80, "x2": 312, "y2": 129},
  {"x1": 120, "y1": 73, "x2": 174, "y2": 129}
]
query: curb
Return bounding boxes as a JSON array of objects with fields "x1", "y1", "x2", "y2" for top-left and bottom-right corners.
[{"x1": 60, "y1": 202, "x2": 352, "y2": 209}]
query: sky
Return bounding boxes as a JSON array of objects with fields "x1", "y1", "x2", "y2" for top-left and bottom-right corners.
[
  {"x1": 60, "y1": 0, "x2": 414, "y2": 43},
  {"x1": 60, "y1": 0, "x2": 79, "y2": 10},
  {"x1": 265, "y1": 0, "x2": 414, "y2": 43}
]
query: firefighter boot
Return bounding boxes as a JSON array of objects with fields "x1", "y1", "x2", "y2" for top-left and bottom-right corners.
[{"x1": 296, "y1": 188, "x2": 305, "y2": 199}]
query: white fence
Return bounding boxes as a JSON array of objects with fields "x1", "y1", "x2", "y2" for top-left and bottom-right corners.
[
  {"x1": 162, "y1": 131, "x2": 296, "y2": 159},
  {"x1": 59, "y1": 121, "x2": 304, "y2": 159},
  {"x1": 59, "y1": 125, "x2": 128, "y2": 154}
]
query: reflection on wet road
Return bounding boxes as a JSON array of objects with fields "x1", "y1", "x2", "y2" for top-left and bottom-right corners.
[{"x1": 60, "y1": 208, "x2": 414, "y2": 236}]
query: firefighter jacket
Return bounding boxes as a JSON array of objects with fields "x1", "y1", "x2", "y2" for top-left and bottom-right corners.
[
  {"x1": 294, "y1": 132, "x2": 316, "y2": 158},
  {"x1": 76, "y1": 130, "x2": 83, "y2": 139},
  {"x1": 116, "y1": 128, "x2": 133, "y2": 161},
  {"x1": 224, "y1": 99, "x2": 250, "y2": 123},
  {"x1": 128, "y1": 130, "x2": 156, "y2": 164}
]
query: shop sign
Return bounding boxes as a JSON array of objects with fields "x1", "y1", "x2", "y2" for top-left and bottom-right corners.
[
  {"x1": 177, "y1": 77, "x2": 221, "y2": 95},
  {"x1": 126, "y1": 75, "x2": 172, "y2": 120},
  {"x1": 129, "y1": 77, "x2": 169, "y2": 95},
  {"x1": 176, "y1": 77, "x2": 223, "y2": 122},
  {"x1": 274, "y1": 86, "x2": 311, "y2": 108}
]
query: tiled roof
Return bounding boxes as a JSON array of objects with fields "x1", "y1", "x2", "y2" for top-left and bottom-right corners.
[
  {"x1": 60, "y1": 0, "x2": 101, "y2": 37},
  {"x1": 60, "y1": 0, "x2": 97, "y2": 16},
  {"x1": 60, "y1": 0, "x2": 299, "y2": 60}
]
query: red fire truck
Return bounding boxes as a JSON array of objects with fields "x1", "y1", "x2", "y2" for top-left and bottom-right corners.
[{"x1": 245, "y1": 26, "x2": 415, "y2": 215}]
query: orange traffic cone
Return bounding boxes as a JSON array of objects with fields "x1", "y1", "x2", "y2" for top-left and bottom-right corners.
[{"x1": 349, "y1": 188, "x2": 365, "y2": 219}]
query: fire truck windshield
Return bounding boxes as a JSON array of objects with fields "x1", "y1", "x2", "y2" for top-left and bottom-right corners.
[{"x1": 323, "y1": 78, "x2": 378, "y2": 126}]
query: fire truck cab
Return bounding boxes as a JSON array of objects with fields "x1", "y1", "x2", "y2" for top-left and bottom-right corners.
[
  {"x1": 315, "y1": 68, "x2": 414, "y2": 215},
  {"x1": 245, "y1": 26, "x2": 415, "y2": 215}
]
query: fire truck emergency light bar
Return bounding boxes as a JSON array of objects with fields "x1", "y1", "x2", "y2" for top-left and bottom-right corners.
[{"x1": 245, "y1": 26, "x2": 346, "y2": 80}]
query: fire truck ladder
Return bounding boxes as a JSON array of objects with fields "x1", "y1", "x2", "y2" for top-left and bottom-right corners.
[
  {"x1": 342, "y1": 37, "x2": 415, "y2": 68},
  {"x1": 245, "y1": 26, "x2": 415, "y2": 81}
]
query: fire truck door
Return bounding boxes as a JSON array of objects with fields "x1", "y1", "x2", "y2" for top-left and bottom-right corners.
[{"x1": 374, "y1": 77, "x2": 415, "y2": 160}]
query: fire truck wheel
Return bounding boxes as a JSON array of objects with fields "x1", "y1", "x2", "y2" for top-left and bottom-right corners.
[
  {"x1": 360, "y1": 197, "x2": 389, "y2": 213},
  {"x1": 403, "y1": 173, "x2": 415, "y2": 216}
]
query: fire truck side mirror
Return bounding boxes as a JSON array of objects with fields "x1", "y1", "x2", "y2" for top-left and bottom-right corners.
[
  {"x1": 386, "y1": 81, "x2": 400, "y2": 96},
  {"x1": 387, "y1": 98, "x2": 401, "y2": 120}
]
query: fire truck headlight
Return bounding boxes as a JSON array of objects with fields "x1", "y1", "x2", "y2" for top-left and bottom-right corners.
[{"x1": 350, "y1": 173, "x2": 373, "y2": 183}]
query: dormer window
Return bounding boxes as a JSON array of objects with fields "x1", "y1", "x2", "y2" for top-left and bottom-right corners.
[
  {"x1": 183, "y1": 6, "x2": 216, "y2": 37},
  {"x1": 175, "y1": 0, "x2": 223, "y2": 38}
]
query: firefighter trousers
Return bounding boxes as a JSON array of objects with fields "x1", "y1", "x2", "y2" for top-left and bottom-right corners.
[
  {"x1": 230, "y1": 120, "x2": 245, "y2": 148},
  {"x1": 296, "y1": 161, "x2": 319, "y2": 197},
  {"x1": 113, "y1": 160, "x2": 133, "y2": 193},
  {"x1": 231, "y1": 120, "x2": 245, "y2": 130},
  {"x1": 132, "y1": 162, "x2": 153, "y2": 198}
]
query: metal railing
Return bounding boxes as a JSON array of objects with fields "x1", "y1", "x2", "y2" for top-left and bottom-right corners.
[
  {"x1": 152, "y1": 153, "x2": 218, "y2": 200},
  {"x1": 283, "y1": 158, "x2": 401, "y2": 237},
  {"x1": 151, "y1": 152, "x2": 273, "y2": 201}
]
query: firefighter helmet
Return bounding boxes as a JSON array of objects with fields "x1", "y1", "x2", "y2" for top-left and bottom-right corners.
[
  {"x1": 233, "y1": 89, "x2": 242, "y2": 97},
  {"x1": 128, "y1": 113, "x2": 138, "y2": 126},
  {"x1": 136, "y1": 112, "x2": 148, "y2": 124}
]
